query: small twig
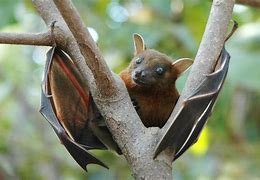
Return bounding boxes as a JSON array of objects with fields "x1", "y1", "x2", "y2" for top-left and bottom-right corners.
[
  {"x1": 0, "y1": 31, "x2": 52, "y2": 46},
  {"x1": 50, "y1": 21, "x2": 57, "y2": 46},
  {"x1": 236, "y1": 0, "x2": 260, "y2": 8}
]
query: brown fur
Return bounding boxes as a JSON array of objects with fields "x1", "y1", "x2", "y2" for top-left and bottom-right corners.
[
  {"x1": 119, "y1": 34, "x2": 193, "y2": 127},
  {"x1": 119, "y1": 34, "x2": 192, "y2": 128},
  {"x1": 121, "y1": 57, "x2": 193, "y2": 127},
  {"x1": 120, "y1": 50, "x2": 181, "y2": 127}
]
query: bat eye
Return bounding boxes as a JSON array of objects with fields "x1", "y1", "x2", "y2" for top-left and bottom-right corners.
[
  {"x1": 135, "y1": 57, "x2": 144, "y2": 64},
  {"x1": 156, "y1": 67, "x2": 164, "y2": 75}
]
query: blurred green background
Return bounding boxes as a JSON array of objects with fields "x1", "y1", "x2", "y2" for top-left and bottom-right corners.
[{"x1": 0, "y1": 0, "x2": 260, "y2": 179}]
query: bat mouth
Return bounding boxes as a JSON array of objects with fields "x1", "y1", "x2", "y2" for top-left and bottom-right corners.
[{"x1": 132, "y1": 77, "x2": 148, "y2": 86}]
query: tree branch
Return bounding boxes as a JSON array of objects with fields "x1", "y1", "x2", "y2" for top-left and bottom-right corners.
[
  {"x1": 0, "y1": 31, "x2": 52, "y2": 46},
  {"x1": 31, "y1": 0, "x2": 95, "y2": 91},
  {"x1": 236, "y1": 0, "x2": 260, "y2": 8},
  {"x1": 161, "y1": 0, "x2": 235, "y2": 145},
  {"x1": 32, "y1": 0, "x2": 174, "y2": 179},
  {"x1": 52, "y1": 0, "x2": 117, "y2": 98},
  {"x1": 50, "y1": 1, "x2": 175, "y2": 179}
]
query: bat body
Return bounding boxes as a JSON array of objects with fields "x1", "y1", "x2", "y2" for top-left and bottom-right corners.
[
  {"x1": 40, "y1": 25, "x2": 236, "y2": 171},
  {"x1": 40, "y1": 35, "x2": 192, "y2": 170},
  {"x1": 120, "y1": 34, "x2": 193, "y2": 127}
]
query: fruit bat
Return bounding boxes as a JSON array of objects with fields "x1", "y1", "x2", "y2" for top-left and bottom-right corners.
[
  {"x1": 39, "y1": 21, "x2": 236, "y2": 171},
  {"x1": 40, "y1": 46, "x2": 230, "y2": 170},
  {"x1": 40, "y1": 47, "x2": 121, "y2": 171}
]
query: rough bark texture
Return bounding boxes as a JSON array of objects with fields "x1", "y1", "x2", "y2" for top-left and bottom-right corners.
[{"x1": 0, "y1": 0, "x2": 237, "y2": 179}]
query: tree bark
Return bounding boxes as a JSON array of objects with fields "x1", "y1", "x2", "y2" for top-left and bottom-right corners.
[{"x1": 0, "y1": 32, "x2": 52, "y2": 46}]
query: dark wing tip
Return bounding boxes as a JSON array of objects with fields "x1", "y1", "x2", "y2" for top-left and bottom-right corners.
[
  {"x1": 60, "y1": 132, "x2": 109, "y2": 171},
  {"x1": 40, "y1": 84, "x2": 108, "y2": 171}
]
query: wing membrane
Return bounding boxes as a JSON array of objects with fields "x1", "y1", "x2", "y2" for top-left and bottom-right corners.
[{"x1": 40, "y1": 47, "x2": 108, "y2": 171}]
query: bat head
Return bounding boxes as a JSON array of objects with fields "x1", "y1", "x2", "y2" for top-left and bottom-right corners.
[{"x1": 130, "y1": 33, "x2": 193, "y2": 89}]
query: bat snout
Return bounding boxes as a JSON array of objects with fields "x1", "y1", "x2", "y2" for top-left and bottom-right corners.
[
  {"x1": 132, "y1": 70, "x2": 147, "y2": 86},
  {"x1": 133, "y1": 70, "x2": 146, "y2": 79}
]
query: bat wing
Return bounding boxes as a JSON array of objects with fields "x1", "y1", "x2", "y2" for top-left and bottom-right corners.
[
  {"x1": 40, "y1": 88, "x2": 108, "y2": 170},
  {"x1": 40, "y1": 47, "x2": 108, "y2": 170},
  {"x1": 154, "y1": 47, "x2": 230, "y2": 159}
]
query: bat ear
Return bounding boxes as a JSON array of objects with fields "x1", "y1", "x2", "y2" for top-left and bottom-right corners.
[
  {"x1": 133, "y1": 33, "x2": 146, "y2": 55},
  {"x1": 172, "y1": 58, "x2": 193, "y2": 76}
]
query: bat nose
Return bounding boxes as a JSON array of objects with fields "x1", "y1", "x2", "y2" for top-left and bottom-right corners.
[{"x1": 134, "y1": 70, "x2": 146, "y2": 79}]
